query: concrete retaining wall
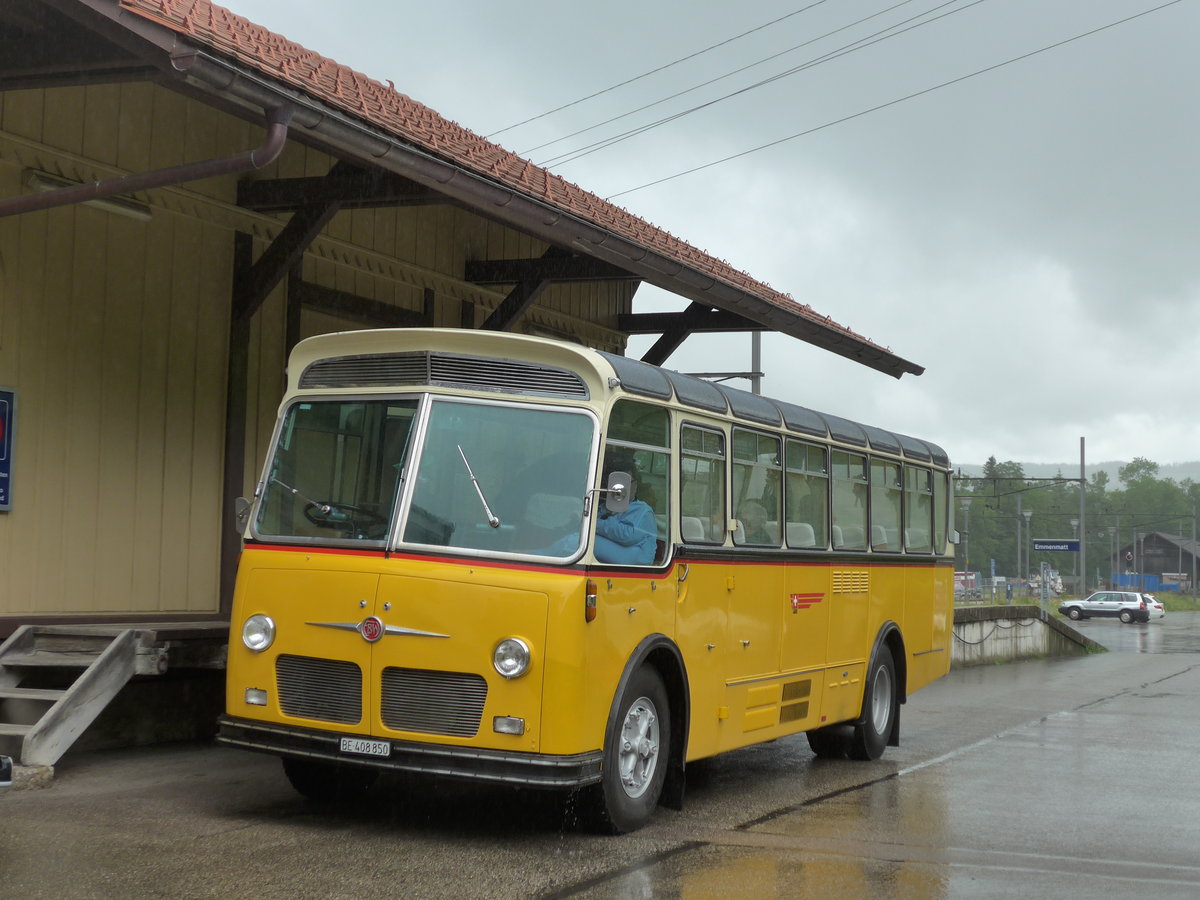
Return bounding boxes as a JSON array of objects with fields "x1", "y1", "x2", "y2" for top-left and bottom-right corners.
[{"x1": 952, "y1": 605, "x2": 1103, "y2": 667}]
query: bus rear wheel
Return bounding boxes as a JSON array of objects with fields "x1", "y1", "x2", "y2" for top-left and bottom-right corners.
[
  {"x1": 282, "y1": 756, "x2": 378, "y2": 804},
  {"x1": 849, "y1": 645, "x2": 897, "y2": 761},
  {"x1": 583, "y1": 666, "x2": 670, "y2": 834},
  {"x1": 806, "y1": 726, "x2": 850, "y2": 759}
]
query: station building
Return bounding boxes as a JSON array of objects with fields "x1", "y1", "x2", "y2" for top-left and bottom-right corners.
[{"x1": 0, "y1": 0, "x2": 922, "y2": 765}]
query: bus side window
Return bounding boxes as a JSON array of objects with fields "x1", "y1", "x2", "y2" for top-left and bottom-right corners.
[
  {"x1": 785, "y1": 439, "x2": 827, "y2": 548},
  {"x1": 606, "y1": 400, "x2": 671, "y2": 565},
  {"x1": 871, "y1": 459, "x2": 902, "y2": 551},
  {"x1": 732, "y1": 429, "x2": 781, "y2": 546},
  {"x1": 831, "y1": 450, "x2": 868, "y2": 550},
  {"x1": 904, "y1": 466, "x2": 933, "y2": 552},
  {"x1": 680, "y1": 425, "x2": 725, "y2": 543}
]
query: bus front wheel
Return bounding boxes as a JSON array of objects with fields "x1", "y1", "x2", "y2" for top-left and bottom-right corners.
[
  {"x1": 849, "y1": 645, "x2": 897, "y2": 761},
  {"x1": 281, "y1": 756, "x2": 378, "y2": 803},
  {"x1": 583, "y1": 666, "x2": 670, "y2": 834}
]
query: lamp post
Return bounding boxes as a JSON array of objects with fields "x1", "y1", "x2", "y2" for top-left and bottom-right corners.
[
  {"x1": 1022, "y1": 509, "x2": 1032, "y2": 596},
  {"x1": 960, "y1": 497, "x2": 972, "y2": 587},
  {"x1": 1107, "y1": 526, "x2": 1116, "y2": 589},
  {"x1": 1015, "y1": 494, "x2": 1023, "y2": 587},
  {"x1": 1070, "y1": 518, "x2": 1079, "y2": 593}
]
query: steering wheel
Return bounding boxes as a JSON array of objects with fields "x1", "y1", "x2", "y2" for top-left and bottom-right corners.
[{"x1": 303, "y1": 502, "x2": 388, "y2": 538}]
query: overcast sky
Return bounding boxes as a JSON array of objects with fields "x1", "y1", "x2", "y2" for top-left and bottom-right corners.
[{"x1": 223, "y1": 0, "x2": 1198, "y2": 467}]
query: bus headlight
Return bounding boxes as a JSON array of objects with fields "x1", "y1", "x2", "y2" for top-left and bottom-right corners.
[
  {"x1": 242, "y1": 614, "x2": 276, "y2": 652},
  {"x1": 493, "y1": 637, "x2": 531, "y2": 679}
]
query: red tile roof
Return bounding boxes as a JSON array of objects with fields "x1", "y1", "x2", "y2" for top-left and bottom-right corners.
[{"x1": 116, "y1": 0, "x2": 892, "y2": 360}]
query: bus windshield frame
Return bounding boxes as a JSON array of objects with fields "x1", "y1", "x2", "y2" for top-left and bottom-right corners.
[{"x1": 250, "y1": 392, "x2": 600, "y2": 563}]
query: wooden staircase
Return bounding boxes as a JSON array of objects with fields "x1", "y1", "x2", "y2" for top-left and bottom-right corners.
[{"x1": 0, "y1": 623, "x2": 226, "y2": 767}]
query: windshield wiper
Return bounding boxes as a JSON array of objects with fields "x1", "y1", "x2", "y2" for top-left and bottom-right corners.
[
  {"x1": 457, "y1": 445, "x2": 500, "y2": 528},
  {"x1": 271, "y1": 476, "x2": 331, "y2": 515}
]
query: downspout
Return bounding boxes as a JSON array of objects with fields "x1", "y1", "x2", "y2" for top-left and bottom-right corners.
[{"x1": 0, "y1": 105, "x2": 292, "y2": 218}]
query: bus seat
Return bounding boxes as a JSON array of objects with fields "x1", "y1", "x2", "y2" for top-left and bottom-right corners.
[
  {"x1": 837, "y1": 525, "x2": 865, "y2": 549},
  {"x1": 831, "y1": 525, "x2": 843, "y2": 548},
  {"x1": 787, "y1": 522, "x2": 815, "y2": 547},
  {"x1": 766, "y1": 521, "x2": 779, "y2": 543},
  {"x1": 906, "y1": 528, "x2": 930, "y2": 550},
  {"x1": 681, "y1": 516, "x2": 705, "y2": 541},
  {"x1": 732, "y1": 520, "x2": 746, "y2": 545},
  {"x1": 872, "y1": 524, "x2": 888, "y2": 549},
  {"x1": 655, "y1": 515, "x2": 667, "y2": 539}
]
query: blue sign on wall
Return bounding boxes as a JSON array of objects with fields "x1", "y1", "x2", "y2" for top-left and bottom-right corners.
[
  {"x1": 1032, "y1": 538, "x2": 1079, "y2": 552},
  {"x1": 0, "y1": 388, "x2": 14, "y2": 511}
]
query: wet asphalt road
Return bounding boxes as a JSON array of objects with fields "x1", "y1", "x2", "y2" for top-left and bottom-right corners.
[{"x1": 2, "y1": 613, "x2": 1198, "y2": 899}]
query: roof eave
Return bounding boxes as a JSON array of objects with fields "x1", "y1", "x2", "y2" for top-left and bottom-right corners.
[{"x1": 61, "y1": 0, "x2": 922, "y2": 378}]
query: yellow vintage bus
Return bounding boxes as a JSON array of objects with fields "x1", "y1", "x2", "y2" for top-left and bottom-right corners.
[{"x1": 218, "y1": 328, "x2": 953, "y2": 832}]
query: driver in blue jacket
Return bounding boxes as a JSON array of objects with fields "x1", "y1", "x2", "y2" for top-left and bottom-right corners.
[{"x1": 593, "y1": 451, "x2": 657, "y2": 565}]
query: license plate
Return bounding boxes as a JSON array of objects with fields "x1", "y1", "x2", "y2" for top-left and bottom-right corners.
[{"x1": 339, "y1": 737, "x2": 391, "y2": 758}]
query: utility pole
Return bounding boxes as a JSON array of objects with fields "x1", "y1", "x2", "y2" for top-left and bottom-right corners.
[{"x1": 1079, "y1": 436, "x2": 1087, "y2": 595}]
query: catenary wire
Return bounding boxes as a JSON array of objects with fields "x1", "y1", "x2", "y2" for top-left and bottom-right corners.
[
  {"x1": 520, "y1": 0, "x2": 924, "y2": 158},
  {"x1": 538, "y1": 0, "x2": 984, "y2": 169},
  {"x1": 485, "y1": 1, "x2": 831, "y2": 139},
  {"x1": 604, "y1": 0, "x2": 1185, "y2": 200}
]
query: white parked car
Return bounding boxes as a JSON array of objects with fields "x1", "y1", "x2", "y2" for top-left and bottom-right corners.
[
  {"x1": 1058, "y1": 591, "x2": 1151, "y2": 623},
  {"x1": 1144, "y1": 594, "x2": 1166, "y2": 620}
]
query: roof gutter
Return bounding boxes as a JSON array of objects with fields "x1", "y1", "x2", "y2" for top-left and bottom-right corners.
[{"x1": 0, "y1": 104, "x2": 291, "y2": 219}]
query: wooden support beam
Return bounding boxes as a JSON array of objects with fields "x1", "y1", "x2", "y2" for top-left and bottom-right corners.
[
  {"x1": 231, "y1": 200, "x2": 341, "y2": 322},
  {"x1": 619, "y1": 308, "x2": 764, "y2": 334},
  {"x1": 477, "y1": 246, "x2": 570, "y2": 331},
  {"x1": 238, "y1": 168, "x2": 443, "y2": 213},
  {"x1": 293, "y1": 280, "x2": 432, "y2": 328},
  {"x1": 220, "y1": 233, "x2": 254, "y2": 615},
  {"x1": 480, "y1": 280, "x2": 550, "y2": 332}
]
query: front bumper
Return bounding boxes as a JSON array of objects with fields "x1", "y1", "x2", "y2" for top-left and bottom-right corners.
[{"x1": 217, "y1": 716, "x2": 602, "y2": 789}]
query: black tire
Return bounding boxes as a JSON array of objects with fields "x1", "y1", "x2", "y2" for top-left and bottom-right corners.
[
  {"x1": 806, "y1": 726, "x2": 850, "y2": 759},
  {"x1": 1067, "y1": 607, "x2": 1082, "y2": 621},
  {"x1": 1119, "y1": 610, "x2": 1134, "y2": 624},
  {"x1": 848, "y1": 645, "x2": 897, "y2": 761},
  {"x1": 582, "y1": 666, "x2": 670, "y2": 834},
  {"x1": 281, "y1": 756, "x2": 378, "y2": 803}
]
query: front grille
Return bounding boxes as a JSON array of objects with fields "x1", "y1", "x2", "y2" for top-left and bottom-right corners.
[
  {"x1": 276, "y1": 654, "x2": 363, "y2": 724},
  {"x1": 299, "y1": 351, "x2": 588, "y2": 399},
  {"x1": 381, "y1": 667, "x2": 488, "y2": 737}
]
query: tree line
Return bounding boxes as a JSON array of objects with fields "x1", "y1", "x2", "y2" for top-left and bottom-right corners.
[{"x1": 955, "y1": 457, "x2": 1199, "y2": 584}]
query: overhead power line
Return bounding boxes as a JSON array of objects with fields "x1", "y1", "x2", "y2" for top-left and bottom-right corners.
[
  {"x1": 604, "y1": 0, "x2": 1185, "y2": 200},
  {"x1": 537, "y1": 0, "x2": 977, "y2": 169},
  {"x1": 521, "y1": 0, "x2": 925, "y2": 159},
  {"x1": 485, "y1": 1, "x2": 830, "y2": 139}
]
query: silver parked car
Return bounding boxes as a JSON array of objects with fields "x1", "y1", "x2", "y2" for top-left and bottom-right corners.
[
  {"x1": 1059, "y1": 591, "x2": 1151, "y2": 623},
  {"x1": 1144, "y1": 593, "x2": 1166, "y2": 620}
]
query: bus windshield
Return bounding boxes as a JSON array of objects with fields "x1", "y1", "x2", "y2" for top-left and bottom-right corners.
[
  {"x1": 253, "y1": 395, "x2": 596, "y2": 558},
  {"x1": 255, "y1": 399, "x2": 420, "y2": 545},
  {"x1": 403, "y1": 399, "x2": 595, "y2": 559}
]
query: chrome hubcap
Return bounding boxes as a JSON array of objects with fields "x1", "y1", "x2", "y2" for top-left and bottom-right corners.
[
  {"x1": 870, "y1": 665, "x2": 893, "y2": 734},
  {"x1": 618, "y1": 695, "x2": 659, "y2": 798}
]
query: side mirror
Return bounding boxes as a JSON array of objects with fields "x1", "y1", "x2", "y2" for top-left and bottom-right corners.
[
  {"x1": 605, "y1": 471, "x2": 631, "y2": 514},
  {"x1": 234, "y1": 496, "x2": 253, "y2": 532}
]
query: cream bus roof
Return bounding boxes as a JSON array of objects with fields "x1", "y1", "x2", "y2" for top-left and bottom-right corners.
[{"x1": 288, "y1": 329, "x2": 948, "y2": 467}]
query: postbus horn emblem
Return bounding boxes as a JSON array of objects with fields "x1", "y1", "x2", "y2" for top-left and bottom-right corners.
[{"x1": 358, "y1": 616, "x2": 385, "y2": 643}]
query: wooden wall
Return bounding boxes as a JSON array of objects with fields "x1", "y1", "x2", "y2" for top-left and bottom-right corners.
[{"x1": 0, "y1": 80, "x2": 636, "y2": 622}]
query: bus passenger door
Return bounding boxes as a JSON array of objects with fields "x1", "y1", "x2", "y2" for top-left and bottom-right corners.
[
  {"x1": 672, "y1": 559, "x2": 728, "y2": 758},
  {"x1": 724, "y1": 565, "x2": 783, "y2": 682}
]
